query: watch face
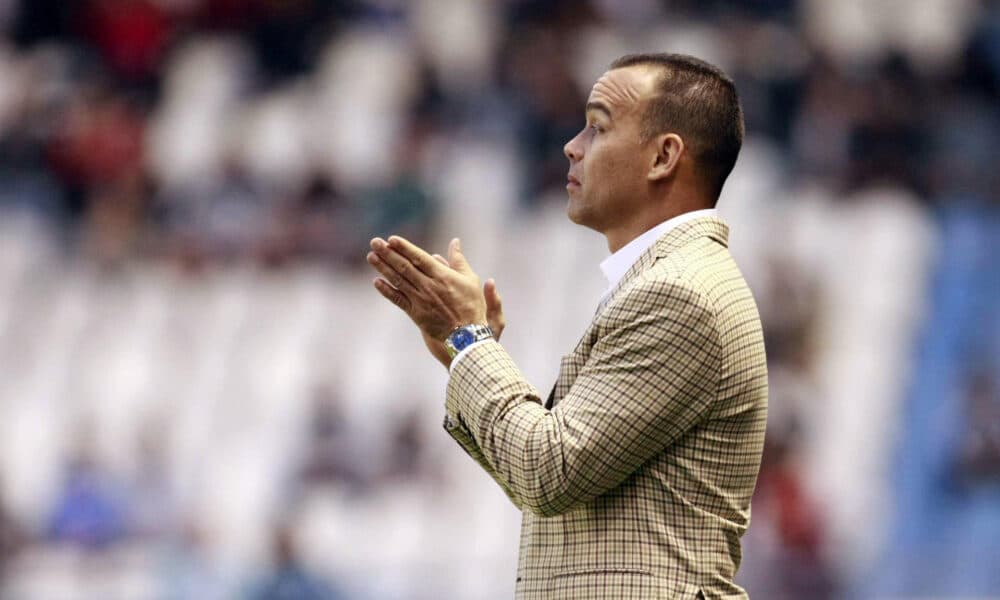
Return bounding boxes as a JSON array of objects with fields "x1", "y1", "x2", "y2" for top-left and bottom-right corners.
[{"x1": 453, "y1": 328, "x2": 475, "y2": 350}]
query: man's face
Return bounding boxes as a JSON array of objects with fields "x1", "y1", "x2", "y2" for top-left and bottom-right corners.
[{"x1": 563, "y1": 66, "x2": 659, "y2": 232}]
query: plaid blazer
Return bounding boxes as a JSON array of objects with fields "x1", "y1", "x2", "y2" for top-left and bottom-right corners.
[{"x1": 444, "y1": 216, "x2": 768, "y2": 599}]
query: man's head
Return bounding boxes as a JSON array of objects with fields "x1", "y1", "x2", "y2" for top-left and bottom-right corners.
[{"x1": 563, "y1": 53, "x2": 743, "y2": 248}]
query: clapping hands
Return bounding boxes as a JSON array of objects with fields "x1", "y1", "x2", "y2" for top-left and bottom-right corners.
[{"x1": 366, "y1": 236, "x2": 505, "y2": 368}]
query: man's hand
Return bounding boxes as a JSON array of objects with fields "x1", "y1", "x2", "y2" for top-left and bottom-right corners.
[
  {"x1": 419, "y1": 256, "x2": 506, "y2": 368},
  {"x1": 367, "y1": 236, "x2": 506, "y2": 367}
]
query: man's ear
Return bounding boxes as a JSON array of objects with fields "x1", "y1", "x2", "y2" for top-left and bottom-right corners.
[{"x1": 647, "y1": 133, "x2": 684, "y2": 182}]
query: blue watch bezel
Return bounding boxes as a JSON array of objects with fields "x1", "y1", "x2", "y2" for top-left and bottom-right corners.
[
  {"x1": 445, "y1": 324, "x2": 494, "y2": 359},
  {"x1": 450, "y1": 328, "x2": 476, "y2": 351}
]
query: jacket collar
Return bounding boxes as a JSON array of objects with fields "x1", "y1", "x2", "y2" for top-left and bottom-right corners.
[{"x1": 599, "y1": 215, "x2": 730, "y2": 311}]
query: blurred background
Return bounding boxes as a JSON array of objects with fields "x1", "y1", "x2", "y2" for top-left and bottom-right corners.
[{"x1": 0, "y1": 0, "x2": 998, "y2": 598}]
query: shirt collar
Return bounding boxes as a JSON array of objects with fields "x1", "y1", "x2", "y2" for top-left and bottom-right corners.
[{"x1": 599, "y1": 208, "x2": 718, "y2": 296}]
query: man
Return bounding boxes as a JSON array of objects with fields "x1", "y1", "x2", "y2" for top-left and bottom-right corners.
[{"x1": 366, "y1": 53, "x2": 767, "y2": 599}]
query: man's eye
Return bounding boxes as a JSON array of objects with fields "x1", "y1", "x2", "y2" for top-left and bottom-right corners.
[{"x1": 590, "y1": 124, "x2": 602, "y2": 134}]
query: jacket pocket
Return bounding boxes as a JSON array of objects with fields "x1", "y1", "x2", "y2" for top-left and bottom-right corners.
[
  {"x1": 547, "y1": 569, "x2": 704, "y2": 599},
  {"x1": 546, "y1": 567, "x2": 666, "y2": 600},
  {"x1": 551, "y1": 566, "x2": 653, "y2": 578}
]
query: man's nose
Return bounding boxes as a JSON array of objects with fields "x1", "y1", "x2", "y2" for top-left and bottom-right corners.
[{"x1": 564, "y1": 132, "x2": 583, "y2": 162}]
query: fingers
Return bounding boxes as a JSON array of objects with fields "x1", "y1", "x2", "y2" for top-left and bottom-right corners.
[
  {"x1": 447, "y1": 238, "x2": 473, "y2": 274},
  {"x1": 386, "y1": 236, "x2": 448, "y2": 278},
  {"x1": 370, "y1": 238, "x2": 429, "y2": 290},
  {"x1": 373, "y1": 278, "x2": 411, "y2": 311},
  {"x1": 367, "y1": 250, "x2": 419, "y2": 295},
  {"x1": 432, "y1": 253, "x2": 448, "y2": 266}
]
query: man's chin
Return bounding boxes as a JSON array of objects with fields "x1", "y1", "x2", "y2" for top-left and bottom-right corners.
[
  {"x1": 565, "y1": 198, "x2": 593, "y2": 228},
  {"x1": 566, "y1": 198, "x2": 583, "y2": 224}
]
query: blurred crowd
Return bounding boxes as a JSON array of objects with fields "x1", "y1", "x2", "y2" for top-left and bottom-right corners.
[{"x1": 0, "y1": 0, "x2": 998, "y2": 598}]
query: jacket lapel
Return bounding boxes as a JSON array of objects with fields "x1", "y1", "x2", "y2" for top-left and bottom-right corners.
[{"x1": 544, "y1": 216, "x2": 730, "y2": 410}]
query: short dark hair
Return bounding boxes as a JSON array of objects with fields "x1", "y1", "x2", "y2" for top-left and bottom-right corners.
[{"x1": 609, "y1": 53, "x2": 744, "y2": 201}]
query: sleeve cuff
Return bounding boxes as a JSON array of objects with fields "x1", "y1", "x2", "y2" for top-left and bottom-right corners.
[{"x1": 448, "y1": 339, "x2": 491, "y2": 374}]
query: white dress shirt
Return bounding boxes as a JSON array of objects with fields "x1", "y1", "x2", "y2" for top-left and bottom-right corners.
[
  {"x1": 449, "y1": 208, "x2": 718, "y2": 373},
  {"x1": 598, "y1": 208, "x2": 717, "y2": 302}
]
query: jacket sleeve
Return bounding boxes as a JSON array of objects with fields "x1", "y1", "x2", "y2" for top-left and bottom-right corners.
[
  {"x1": 442, "y1": 413, "x2": 524, "y2": 508},
  {"x1": 444, "y1": 278, "x2": 721, "y2": 517}
]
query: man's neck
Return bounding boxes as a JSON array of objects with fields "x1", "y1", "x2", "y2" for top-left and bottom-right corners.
[
  {"x1": 604, "y1": 204, "x2": 712, "y2": 253},
  {"x1": 598, "y1": 207, "x2": 718, "y2": 300}
]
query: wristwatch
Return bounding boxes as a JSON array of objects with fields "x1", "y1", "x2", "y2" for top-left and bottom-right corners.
[{"x1": 444, "y1": 324, "x2": 495, "y2": 359}]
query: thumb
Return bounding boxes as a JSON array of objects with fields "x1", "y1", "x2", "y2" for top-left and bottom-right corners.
[
  {"x1": 484, "y1": 278, "x2": 505, "y2": 339},
  {"x1": 484, "y1": 278, "x2": 502, "y2": 313},
  {"x1": 448, "y1": 238, "x2": 472, "y2": 274}
]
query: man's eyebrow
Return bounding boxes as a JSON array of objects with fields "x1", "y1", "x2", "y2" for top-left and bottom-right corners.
[{"x1": 585, "y1": 101, "x2": 612, "y2": 118}]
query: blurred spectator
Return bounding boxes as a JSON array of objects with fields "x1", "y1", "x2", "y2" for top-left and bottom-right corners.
[
  {"x1": 79, "y1": 0, "x2": 176, "y2": 88},
  {"x1": 244, "y1": 523, "x2": 343, "y2": 600},
  {"x1": 788, "y1": 55, "x2": 855, "y2": 182},
  {"x1": 161, "y1": 520, "x2": 233, "y2": 600},
  {"x1": 382, "y1": 409, "x2": 426, "y2": 482},
  {"x1": 0, "y1": 477, "x2": 25, "y2": 583},
  {"x1": 46, "y1": 83, "x2": 146, "y2": 220},
  {"x1": 81, "y1": 169, "x2": 151, "y2": 267},
  {"x1": 299, "y1": 386, "x2": 365, "y2": 491},
  {"x1": 10, "y1": 0, "x2": 82, "y2": 47},
  {"x1": 759, "y1": 256, "x2": 819, "y2": 373},
  {"x1": 154, "y1": 157, "x2": 268, "y2": 263},
  {"x1": 245, "y1": 0, "x2": 340, "y2": 84},
  {"x1": 954, "y1": 368, "x2": 1000, "y2": 486},
  {"x1": 752, "y1": 427, "x2": 836, "y2": 598},
  {"x1": 500, "y1": 26, "x2": 586, "y2": 201},
  {"x1": 46, "y1": 433, "x2": 131, "y2": 549},
  {"x1": 356, "y1": 168, "x2": 435, "y2": 250},
  {"x1": 128, "y1": 420, "x2": 178, "y2": 539},
  {"x1": 277, "y1": 174, "x2": 352, "y2": 266},
  {"x1": 844, "y1": 53, "x2": 930, "y2": 194}
]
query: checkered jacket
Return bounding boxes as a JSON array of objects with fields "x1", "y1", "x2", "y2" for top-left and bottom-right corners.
[{"x1": 444, "y1": 216, "x2": 768, "y2": 599}]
